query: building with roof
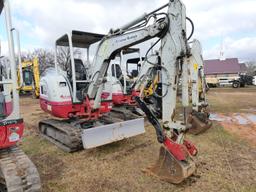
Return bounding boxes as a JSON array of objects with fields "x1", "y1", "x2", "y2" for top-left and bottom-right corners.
[{"x1": 204, "y1": 58, "x2": 247, "y2": 79}]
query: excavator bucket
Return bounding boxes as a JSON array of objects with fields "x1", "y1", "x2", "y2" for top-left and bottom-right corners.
[
  {"x1": 146, "y1": 146, "x2": 196, "y2": 184},
  {"x1": 187, "y1": 114, "x2": 212, "y2": 135}
]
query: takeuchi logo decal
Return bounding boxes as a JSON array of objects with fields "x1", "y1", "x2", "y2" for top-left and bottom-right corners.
[
  {"x1": 101, "y1": 92, "x2": 110, "y2": 99},
  {"x1": 60, "y1": 95, "x2": 71, "y2": 100},
  {"x1": 115, "y1": 34, "x2": 138, "y2": 44}
]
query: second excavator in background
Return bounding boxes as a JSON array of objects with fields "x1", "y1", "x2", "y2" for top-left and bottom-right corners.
[
  {"x1": 187, "y1": 39, "x2": 212, "y2": 135},
  {"x1": 134, "y1": 39, "x2": 212, "y2": 135},
  {"x1": 18, "y1": 58, "x2": 40, "y2": 98}
]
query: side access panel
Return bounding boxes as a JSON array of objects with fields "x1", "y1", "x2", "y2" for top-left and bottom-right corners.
[{"x1": 82, "y1": 118, "x2": 145, "y2": 149}]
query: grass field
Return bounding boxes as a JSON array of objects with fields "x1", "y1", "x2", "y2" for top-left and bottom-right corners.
[{"x1": 19, "y1": 87, "x2": 256, "y2": 192}]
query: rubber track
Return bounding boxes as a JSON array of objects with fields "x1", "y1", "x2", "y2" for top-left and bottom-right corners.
[
  {"x1": 111, "y1": 107, "x2": 141, "y2": 120},
  {"x1": 39, "y1": 119, "x2": 82, "y2": 153},
  {"x1": 0, "y1": 146, "x2": 41, "y2": 192}
]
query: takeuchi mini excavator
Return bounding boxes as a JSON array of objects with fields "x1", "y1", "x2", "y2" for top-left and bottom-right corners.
[
  {"x1": 40, "y1": 0, "x2": 201, "y2": 183},
  {"x1": 39, "y1": 31, "x2": 145, "y2": 152},
  {"x1": 0, "y1": 0, "x2": 41, "y2": 191}
]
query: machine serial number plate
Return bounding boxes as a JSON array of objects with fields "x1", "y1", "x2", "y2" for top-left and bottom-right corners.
[{"x1": 9, "y1": 133, "x2": 20, "y2": 142}]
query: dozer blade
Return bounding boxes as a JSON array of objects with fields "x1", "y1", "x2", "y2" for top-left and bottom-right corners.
[
  {"x1": 82, "y1": 118, "x2": 145, "y2": 149},
  {"x1": 146, "y1": 146, "x2": 196, "y2": 184},
  {"x1": 187, "y1": 114, "x2": 212, "y2": 135}
]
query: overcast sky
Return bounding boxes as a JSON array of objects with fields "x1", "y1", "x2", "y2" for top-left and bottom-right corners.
[{"x1": 1, "y1": 0, "x2": 256, "y2": 61}]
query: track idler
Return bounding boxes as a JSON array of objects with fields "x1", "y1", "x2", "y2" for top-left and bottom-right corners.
[{"x1": 187, "y1": 110, "x2": 212, "y2": 135}]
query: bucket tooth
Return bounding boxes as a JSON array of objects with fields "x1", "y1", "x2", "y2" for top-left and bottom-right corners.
[{"x1": 146, "y1": 146, "x2": 196, "y2": 184}]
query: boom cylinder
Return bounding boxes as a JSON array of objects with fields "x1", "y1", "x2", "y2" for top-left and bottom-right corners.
[
  {"x1": 114, "y1": 2, "x2": 169, "y2": 32},
  {"x1": 119, "y1": 13, "x2": 147, "y2": 31}
]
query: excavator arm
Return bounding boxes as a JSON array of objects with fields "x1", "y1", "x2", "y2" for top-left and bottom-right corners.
[
  {"x1": 187, "y1": 40, "x2": 212, "y2": 135},
  {"x1": 32, "y1": 58, "x2": 40, "y2": 98}
]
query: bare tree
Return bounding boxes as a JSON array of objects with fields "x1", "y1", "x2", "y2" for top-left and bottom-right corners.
[
  {"x1": 21, "y1": 49, "x2": 55, "y2": 74},
  {"x1": 56, "y1": 46, "x2": 82, "y2": 71},
  {"x1": 56, "y1": 47, "x2": 69, "y2": 71},
  {"x1": 19, "y1": 47, "x2": 83, "y2": 75},
  {"x1": 245, "y1": 61, "x2": 256, "y2": 76},
  {"x1": 35, "y1": 49, "x2": 55, "y2": 74}
]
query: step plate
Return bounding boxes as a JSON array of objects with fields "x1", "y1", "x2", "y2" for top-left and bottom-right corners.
[{"x1": 82, "y1": 118, "x2": 145, "y2": 149}]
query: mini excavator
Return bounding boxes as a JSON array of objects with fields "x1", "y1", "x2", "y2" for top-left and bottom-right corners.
[
  {"x1": 0, "y1": 0, "x2": 41, "y2": 191},
  {"x1": 39, "y1": 31, "x2": 145, "y2": 152},
  {"x1": 39, "y1": 0, "x2": 208, "y2": 183}
]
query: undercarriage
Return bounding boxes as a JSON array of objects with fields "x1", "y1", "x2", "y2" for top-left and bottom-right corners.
[{"x1": 39, "y1": 106, "x2": 145, "y2": 152}]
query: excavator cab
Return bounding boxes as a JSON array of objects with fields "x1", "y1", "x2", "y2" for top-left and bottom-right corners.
[
  {"x1": 110, "y1": 48, "x2": 143, "y2": 94},
  {"x1": 55, "y1": 31, "x2": 105, "y2": 103},
  {"x1": 39, "y1": 30, "x2": 145, "y2": 152},
  {"x1": 23, "y1": 68, "x2": 33, "y2": 86},
  {"x1": 126, "y1": 57, "x2": 143, "y2": 79},
  {"x1": 40, "y1": 30, "x2": 113, "y2": 117}
]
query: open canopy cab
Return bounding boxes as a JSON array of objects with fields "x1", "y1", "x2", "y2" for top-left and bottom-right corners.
[{"x1": 55, "y1": 31, "x2": 105, "y2": 103}]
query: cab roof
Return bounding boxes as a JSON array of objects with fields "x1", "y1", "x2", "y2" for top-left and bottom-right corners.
[{"x1": 56, "y1": 30, "x2": 105, "y2": 48}]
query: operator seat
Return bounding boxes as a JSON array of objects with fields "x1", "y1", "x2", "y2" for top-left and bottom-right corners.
[
  {"x1": 74, "y1": 59, "x2": 89, "y2": 92},
  {"x1": 74, "y1": 59, "x2": 87, "y2": 81},
  {"x1": 67, "y1": 59, "x2": 89, "y2": 101}
]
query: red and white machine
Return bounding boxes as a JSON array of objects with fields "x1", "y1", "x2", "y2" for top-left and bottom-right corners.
[
  {"x1": 39, "y1": 31, "x2": 145, "y2": 152},
  {"x1": 39, "y1": 0, "x2": 206, "y2": 183},
  {"x1": 107, "y1": 48, "x2": 142, "y2": 106},
  {"x1": 0, "y1": 0, "x2": 41, "y2": 191}
]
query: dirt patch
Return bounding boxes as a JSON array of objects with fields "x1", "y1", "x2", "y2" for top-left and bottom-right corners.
[{"x1": 211, "y1": 113, "x2": 256, "y2": 146}]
